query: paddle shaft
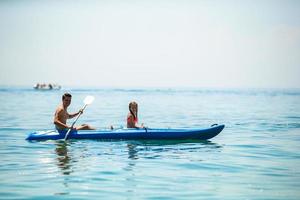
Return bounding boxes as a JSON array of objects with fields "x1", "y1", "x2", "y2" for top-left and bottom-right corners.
[{"x1": 64, "y1": 104, "x2": 87, "y2": 140}]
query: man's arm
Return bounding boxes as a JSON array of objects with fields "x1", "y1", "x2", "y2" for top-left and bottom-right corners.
[{"x1": 68, "y1": 109, "x2": 83, "y2": 119}]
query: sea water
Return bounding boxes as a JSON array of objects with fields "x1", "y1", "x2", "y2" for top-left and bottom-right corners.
[{"x1": 0, "y1": 86, "x2": 299, "y2": 199}]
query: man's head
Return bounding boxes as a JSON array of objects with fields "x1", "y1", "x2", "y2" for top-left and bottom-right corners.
[{"x1": 62, "y1": 93, "x2": 72, "y2": 107}]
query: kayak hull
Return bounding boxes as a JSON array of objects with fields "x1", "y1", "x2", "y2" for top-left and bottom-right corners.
[{"x1": 26, "y1": 124, "x2": 225, "y2": 141}]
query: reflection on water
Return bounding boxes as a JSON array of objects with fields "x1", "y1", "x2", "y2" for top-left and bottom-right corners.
[
  {"x1": 127, "y1": 143, "x2": 139, "y2": 160},
  {"x1": 126, "y1": 140, "x2": 223, "y2": 161},
  {"x1": 51, "y1": 139, "x2": 224, "y2": 198},
  {"x1": 126, "y1": 139, "x2": 223, "y2": 146},
  {"x1": 55, "y1": 141, "x2": 73, "y2": 175},
  {"x1": 123, "y1": 140, "x2": 224, "y2": 199}
]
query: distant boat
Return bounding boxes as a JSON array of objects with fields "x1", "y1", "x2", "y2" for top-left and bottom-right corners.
[{"x1": 33, "y1": 83, "x2": 61, "y2": 90}]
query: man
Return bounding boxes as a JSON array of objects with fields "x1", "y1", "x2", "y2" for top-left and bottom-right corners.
[{"x1": 54, "y1": 93, "x2": 95, "y2": 130}]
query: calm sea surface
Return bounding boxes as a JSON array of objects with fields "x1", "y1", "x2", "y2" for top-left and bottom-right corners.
[{"x1": 0, "y1": 86, "x2": 299, "y2": 199}]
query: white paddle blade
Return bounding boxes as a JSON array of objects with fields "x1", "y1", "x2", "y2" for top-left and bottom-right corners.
[{"x1": 84, "y1": 95, "x2": 95, "y2": 105}]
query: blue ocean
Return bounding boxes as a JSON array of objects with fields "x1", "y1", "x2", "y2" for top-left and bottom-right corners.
[{"x1": 0, "y1": 86, "x2": 299, "y2": 199}]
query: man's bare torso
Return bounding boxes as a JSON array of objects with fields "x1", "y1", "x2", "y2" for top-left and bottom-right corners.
[{"x1": 54, "y1": 105, "x2": 69, "y2": 129}]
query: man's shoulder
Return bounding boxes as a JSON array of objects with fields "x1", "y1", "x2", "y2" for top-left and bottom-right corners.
[{"x1": 55, "y1": 105, "x2": 66, "y2": 113}]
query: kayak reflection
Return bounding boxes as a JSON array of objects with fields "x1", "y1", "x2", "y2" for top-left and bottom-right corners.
[{"x1": 126, "y1": 140, "x2": 223, "y2": 160}]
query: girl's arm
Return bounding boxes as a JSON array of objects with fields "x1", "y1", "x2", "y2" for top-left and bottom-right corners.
[
  {"x1": 127, "y1": 115, "x2": 136, "y2": 128},
  {"x1": 127, "y1": 115, "x2": 144, "y2": 128}
]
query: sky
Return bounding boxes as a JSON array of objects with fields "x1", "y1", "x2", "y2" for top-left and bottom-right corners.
[{"x1": 0, "y1": 0, "x2": 299, "y2": 88}]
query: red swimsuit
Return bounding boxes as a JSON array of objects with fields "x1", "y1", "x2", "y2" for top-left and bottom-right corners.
[{"x1": 127, "y1": 115, "x2": 138, "y2": 125}]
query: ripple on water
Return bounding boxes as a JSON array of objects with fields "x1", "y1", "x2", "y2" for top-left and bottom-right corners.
[{"x1": 1, "y1": 87, "x2": 300, "y2": 199}]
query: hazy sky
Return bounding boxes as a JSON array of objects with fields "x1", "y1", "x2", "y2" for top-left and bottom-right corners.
[{"x1": 0, "y1": 0, "x2": 299, "y2": 88}]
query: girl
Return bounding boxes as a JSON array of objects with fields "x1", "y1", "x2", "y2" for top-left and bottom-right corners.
[{"x1": 127, "y1": 101, "x2": 144, "y2": 128}]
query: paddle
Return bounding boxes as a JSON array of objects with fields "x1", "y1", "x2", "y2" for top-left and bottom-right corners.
[{"x1": 64, "y1": 95, "x2": 95, "y2": 141}]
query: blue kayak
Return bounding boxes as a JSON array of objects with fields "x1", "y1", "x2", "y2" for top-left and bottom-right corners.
[{"x1": 26, "y1": 124, "x2": 225, "y2": 141}]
